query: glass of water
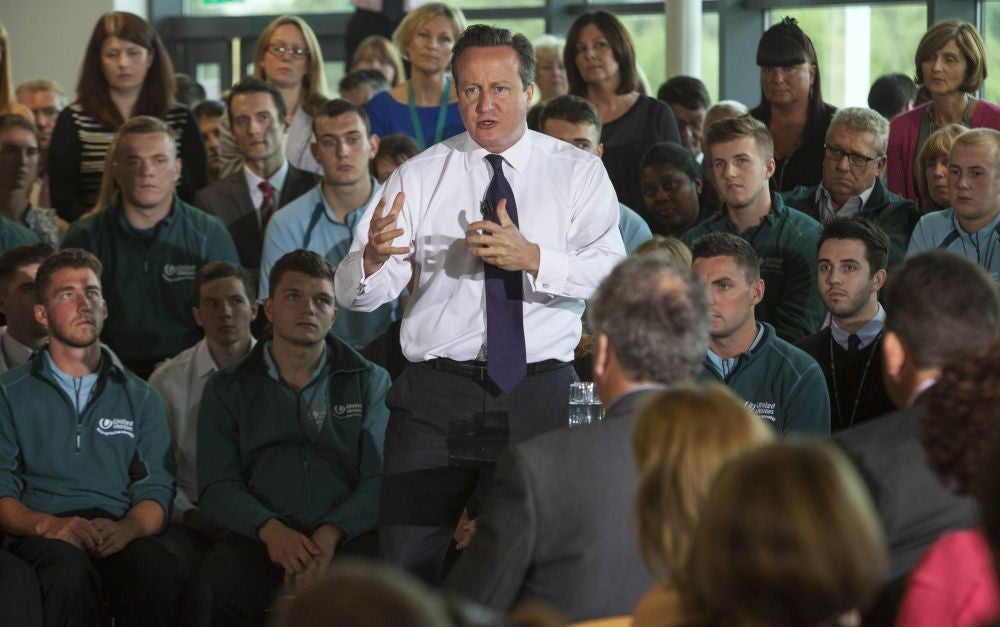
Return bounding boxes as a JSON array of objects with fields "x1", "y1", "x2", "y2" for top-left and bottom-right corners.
[{"x1": 568, "y1": 382, "x2": 602, "y2": 427}]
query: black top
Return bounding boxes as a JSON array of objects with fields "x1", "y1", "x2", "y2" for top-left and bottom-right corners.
[{"x1": 751, "y1": 102, "x2": 836, "y2": 192}]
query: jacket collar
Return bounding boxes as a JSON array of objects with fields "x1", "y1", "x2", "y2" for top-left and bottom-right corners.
[{"x1": 231, "y1": 333, "x2": 367, "y2": 378}]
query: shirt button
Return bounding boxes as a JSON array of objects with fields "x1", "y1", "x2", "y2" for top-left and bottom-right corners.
[{"x1": 542, "y1": 283, "x2": 550, "y2": 288}]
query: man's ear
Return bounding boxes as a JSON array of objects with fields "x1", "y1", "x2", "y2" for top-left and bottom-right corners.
[
  {"x1": 263, "y1": 298, "x2": 275, "y2": 323},
  {"x1": 592, "y1": 332, "x2": 610, "y2": 381},
  {"x1": 33, "y1": 303, "x2": 47, "y2": 327},
  {"x1": 872, "y1": 268, "x2": 887, "y2": 292},
  {"x1": 750, "y1": 278, "x2": 765, "y2": 306},
  {"x1": 882, "y1": 330, "x2": 905, "y2": 380}
]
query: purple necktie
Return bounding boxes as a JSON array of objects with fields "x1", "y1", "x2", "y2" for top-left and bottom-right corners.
[{"x1": 483, "y1": 154, "x2": 527, "y2": 394}]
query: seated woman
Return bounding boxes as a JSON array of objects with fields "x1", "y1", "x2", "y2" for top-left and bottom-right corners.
[
  {"x1": 350, "y1": 35, "x2": 406, "y2": 88},
  {"x1": 678, "y1": 441, "x2": 888, "y2": 626},
  {"x1": 365, "y1": 3, "x2": 467, "y2": 151},
  {"x1": 888, "y1": 20, "x2": 1000, "y2": 204},
  {"x1": 638, "y1": 142, "x2": 708, "y2": 237},
  {"x1": 916, "y1": 124, "x2": 966, "y2": 213},
  {"x1": 565, "y1": 11, "x2": 679, "y2": 212},
  {"x1": 895, "y1": 343, "x2": 1000, "y2": 627},
  {"x1": 632, "y1": 383, "x2": 773, "y2": 627},
  {"x1": 751, "y1": 18, "x2": 836, "y2": 192}
]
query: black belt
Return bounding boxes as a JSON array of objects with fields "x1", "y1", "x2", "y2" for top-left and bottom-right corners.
[{"x1": 424, "y1": 358, "x2": 568, "y2": 381}]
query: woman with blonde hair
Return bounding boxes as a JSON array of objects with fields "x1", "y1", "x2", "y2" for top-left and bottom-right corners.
[
  {"x1": 916, "y1": 123, "x2": 965, "y2": 213},
  {"x1": 365, "y1": 3, "x2": 467, "y2": 150},
  {"x1": 632, "y1": 383, "x2": 773, "y2": 627},
  {"x1": 0, "y1": 22, "x2": 31, "y2": 120},
  {"x1": 350, "y1": 35, "x2": 406, "y2": 88}
]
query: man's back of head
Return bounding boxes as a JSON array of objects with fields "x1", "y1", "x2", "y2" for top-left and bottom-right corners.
[{"x1": 868, "y1": 73, "x2": 916, "y2": 121}]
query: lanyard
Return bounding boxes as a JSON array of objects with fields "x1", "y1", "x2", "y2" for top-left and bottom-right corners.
[
  {"x1": 408, "y1": 76, "x2": 451, "y2": 150},
  {"x1": 829, "y1": 330, "x2": 882, "y2": 429}
]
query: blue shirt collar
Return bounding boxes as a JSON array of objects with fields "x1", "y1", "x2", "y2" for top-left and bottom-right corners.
[{"x1": 830, "y1": 303, "x2": 885, "y2": 350}]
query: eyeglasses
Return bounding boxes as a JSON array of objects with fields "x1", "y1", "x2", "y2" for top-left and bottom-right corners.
[
  {"x1": 267, "y1": 44, "x2": 309, "y2": 60},
  {"x1": 824, "y1": 144, "x2": 882, "y2": 169}
]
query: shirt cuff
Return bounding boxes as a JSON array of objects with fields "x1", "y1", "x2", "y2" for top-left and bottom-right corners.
[{"x1": 529, "y1": 245, "x2": 569, "y2": 295}]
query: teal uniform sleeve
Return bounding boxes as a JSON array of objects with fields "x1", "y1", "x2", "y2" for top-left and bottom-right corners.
[
  {"x1": 127, "y1": 385, "x2": 176, "y2": 525},
  {"x1": 907, "y1": 216, "x2": 933, "y2": 257},
  {"x1": 780, "y1": 361, "x2": 831, "y2": 436},
  {"x1": 877, "y1": 199, "x2": 920, "y2": 268},
  {"x1": 771, "y1": 227, "x2": 825, "y2": 343},
  {"x1": 0, "y1": 388, "x2": 23, "y2": 502},
  {"x1": 204, "y1": 217, "x2": 240, "y2": 265},
  {"x1": 315, "y1": 365, "x2": 390, "y2": 540}
]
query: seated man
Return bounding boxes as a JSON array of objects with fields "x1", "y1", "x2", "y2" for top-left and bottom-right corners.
[
  {"x1": 657, "y1": 75, "x2": 710, "y2": 161},
  {"x1": 692, "y1": 232, "x2": 830, "y2": 435},
  {"x1": 781, "y1": 107, "x2": 919, "y2": 267},
  {"x1": 797, "y1": 218, "x2": 895, "y2": 431},
  {"x1": 338, "y1": 69, "x2": 390, "y2": 107},
  {"x1": 0, "y1": 243, "x2": 53, "y2": 374},
  {"x1": 0, "y1": 249, "x2": 177, "y2": 626},
  {"x1": 62, "y1": 116, "x2": 239, "y2": 378},
  {"x1": 193, "y1": 100, "x2": 225, "y2": 185},
  {"x1": 195, "y1": 250, "x2": 390, "y2": 625}
]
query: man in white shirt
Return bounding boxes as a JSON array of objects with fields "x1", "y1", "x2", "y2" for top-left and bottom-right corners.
[{"x1": 335, "y1": 24, "x2": 625, "y2": 583}]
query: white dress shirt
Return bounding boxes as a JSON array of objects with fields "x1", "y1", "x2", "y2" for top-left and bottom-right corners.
[
  {"x1": 335, "y1": 130, "x2": 625, "y2": 364},
  {"x1": 149, "y1": 337, "x2": 256, "y2": 523},
  {"x1": 243, "y1": 160, "x2": 290, "y2": 220}
]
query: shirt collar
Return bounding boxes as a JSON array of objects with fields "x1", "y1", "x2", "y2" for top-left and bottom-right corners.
[
  {"x1": 321, "y1": 177, "x2": 380, "y2": 226},
  {"x1": 706, "y1": 322, "x2": 765, "y2": 377},
  {"x1": 461, "y1": 128, "x2": 533, "y2": 173},
  {"x1": 952, "y1": 207, "x2": 1000, "y2": 241},
  {"x1": 244, "y1": 159, "x2": 290, "y2": 194},
  {"x1": 194, "y1": 336, "x2": 258, "y2": 379},
  {"x1": 263, "y1": 339, "x2": 327, "y2": 385},
  {"x1": 830, "y1": 303, "x2": 885, "y2": 350},
  {"x1": 1, "y1": 328, "x2": 34, "y2": 369},
  {"x1": 815, "y1": 181, "x2": 876, "y2": 221}
]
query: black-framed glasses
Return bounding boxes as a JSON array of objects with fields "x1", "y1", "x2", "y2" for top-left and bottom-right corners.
[
  {"x1": 824, "y1": 144, "x2": 882, "y2": 168},
  {"x1": 267, "y1": 44, "x2": 309, "y2": 60}
]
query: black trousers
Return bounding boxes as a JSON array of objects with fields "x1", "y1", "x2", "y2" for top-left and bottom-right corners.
[
  {"x1": 378, "y1": 362, "x2": 576, "y2": 584},
  {"x1": 0, "y1": 549, "x2": 42, "y2": 627}
]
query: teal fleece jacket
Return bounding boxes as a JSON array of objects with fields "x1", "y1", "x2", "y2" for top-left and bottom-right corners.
[
  {"x1": 700, "y1": 322, "x2": 831, "y2": 436},
  {"x1": 198, "y1": 335, "x2": 390, "y2": 541},
  {"x1": 0, "y1": 348, "x2": 174, "y2": 519}
]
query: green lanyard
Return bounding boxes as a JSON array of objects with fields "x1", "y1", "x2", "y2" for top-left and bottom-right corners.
[{"x1": 407, "y1": 76, "x2": 451, "y2": 150}]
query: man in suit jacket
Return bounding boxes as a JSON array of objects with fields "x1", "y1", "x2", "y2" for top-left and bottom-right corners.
[
  {"x1": 445, "y1": 252, "x2": 711, "y2": 621},
  {"x1": 194, "y1": 78, "x2": 319, "y2": 271},
  {"x1": 835, "y1": 251, "x2": 999, "y2": 622}
]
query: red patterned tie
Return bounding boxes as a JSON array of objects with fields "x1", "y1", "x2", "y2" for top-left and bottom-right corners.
[{"x1": 258, "y1": 181, "x2": 276, "y2": 231}]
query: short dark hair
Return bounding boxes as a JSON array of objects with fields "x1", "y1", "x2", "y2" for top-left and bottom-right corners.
[
  {"x1": 193, "y1": 99, "x2": 225, "y2": 120},
  {"x1": 175, "y1": 73, "x2": 206, "y2": 107},
  {"x1": 817, "y1": 218, "x2": 890, "y2": 276},
  {"x1": 0, "y1": 243, "x2": 54, "y2": 290},
  {"x1": 268, "y1": 250, "x2": 336, "y2": 299},
  {"x1": 691, "y1": 233, "x2": 761, "y2": 283},
  {"x1": 538, "y1": 94, "x2": 602, "y2": 134},
  {"x1": 313, "y1": 98, "x2": 372, "y2": 136},
  {"x1": 0, "y1": 113, "x2": 38, "y2": 140},
  {"x1": 883, "y1": 251, "x2": 1000, "y2": 369},
  {"x1": 339, "y1": 69, "x2": 389, "y2": 95},
  {"x1": 639, "y1": 142, "x2": 701, "y2": 184},
  {"x1": 658, "y1": 76, "x2": 711, "y2": 111},
  {"x1": 35, "y1": 249, "x2": 103, "y2": 304},
  {"x1": 867, "y1": 73, "x2": 917, "y2": 120},
  {"x1": 372, "y1": 133, "x2": 420, "y2": 179},
  {"x1": 193, "y1": 262, "x2": 254, "y2": 306},
  {"x1": 227, "y1": 77, "x2": 287, "y2": 128},
  {"x1": 565, "y1": 12, "x2": 638, "y2": 97},
  {"x1": 452, "y1": 25, "x2": 535, "y2": 91}
]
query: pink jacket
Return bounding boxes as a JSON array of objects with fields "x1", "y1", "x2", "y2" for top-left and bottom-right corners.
[{"x1": 886, "y1": 99, "x2": 1000, "y2": 203}]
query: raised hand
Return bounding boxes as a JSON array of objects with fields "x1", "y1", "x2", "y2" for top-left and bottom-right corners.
[
  {"x1": 466, "y1": 199, "x2": 540, "y2": 274},
  {"x1": 363, "y1": 192, "x2": 411, "y2": 277}
]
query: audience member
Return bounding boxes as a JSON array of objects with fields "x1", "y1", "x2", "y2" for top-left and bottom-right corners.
[
  {"x1": 681, "y1": 442, "x2": 887, "y2": 627},
  {"x1": 63, "y1": 116, "x2": 239, "y2": 378},
  {"x1": 633, "y1": 234, "x2": 692, "y2": 267},
  {"x1": 907, "y1": 128, "x2": 1000, "y2": 280},
  {"x1": 350, "y1": 35, "x2": 406, "y2": 88},
  {"x1": 565, "y1": 11, "x2": 680, "y2": 212},
  {"x1": 15, "y1": 79, "x2": 66, "y2": 209},
  {"x1": 868, "y1": 72, "x2": 917, "y2": 121},
  {"x1": 0, "y1": 23, "x2": 31, "y2": 120},
  {"x1": 632, "y1": 383, "x2": 773, "y2": 627},
  {"x1": 195, "y1": 78, "x2": 319, "y2": 272},
  {"x1": 683, "y1": 115, "x2": 825, "y2": 342},
  {"x1": 0, "y1": 244, "x2": 53, "y2": 373},
  {"x1": 0, "y1": 115, "x2": 65, "y2": 246},
  {"x1": 174, "y1": 73, "x2": 205, "y2": 108},
  {"x1": 691, "y1": 233, "x2": 830, "y2": 435},
  {"x1": 538, "y1": 94, "x2": 652, "y2": 251},
  {"x1": 894, "y1": 344, "x2": 1000, "y2": 627},
  {"x1": 796, "y1": 219, "x2": 894, "y2": 431},
  {"x1": 638, "y1": 142, "x2": 706, "y2": 237},
  {"x1": 365, "y1": 3, "x2": 468, "y2": 150},
  {"x1": 533, "y1": 35, "x2": 569, "y2": 103},
  {"x1": 339, "y1": 68, "x2": 390, "y2": 106},
  {"x1": 371, "y1": 133, "x2": 420, "y2": 183},
  {"x1": 835, "y1": 251, "x2": 995, "y2": 623},
  {"x1": 657, "y1": 75, "x2": 710, "y2": 161},
  {"x1": 782, "y1": 107, "x2": 919, "y2": 267},
  {"x1": 193, "y1": 99, "x2": 224, "y2": 184},
  {"x1": 888, "y1": 20, "x2": 1000, "y2": 204},
  {"x1": 0, "y1": 248, "x2": 178, "y2": 626},
  {"x1": 916, "y1": 123, "x2": 965, "y2": 212},
  {"x1": 217, "y1": 16, "x2": 330, "y2": 177},
  {"x1": 194, "y1": 250, "x2": 390, "y2": 625},
  {"x1": 49, "y1": 11, "x2": 207, "y2": 221},
  {"x1": 446, "y1": 252, "x2": 710, "y2": 621},
  {"x1": 699, "y1": 99, "x2": 749, "y2": 215},
  {"x1": 336, "y1": 24, "x2": 625, "y2": 584},
  {"x1": 261, "y1": 98, "x2": 401, "y2": 349},
  {"x1": 751, "y1": 18, "x2": 836, "y2": 192}
]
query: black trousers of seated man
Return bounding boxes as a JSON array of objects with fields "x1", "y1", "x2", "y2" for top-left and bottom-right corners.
[
  {"x1": 189, "y1": 529, "x2": 378, "y2": 627},
  {"x1": 3, "y1": 508, "x2": 182, "y2": 627},
  {"x1": 0, "y1": 548, "x2": 43, "y2": 627},
  {"x1": 378, "y1": 362, "x2": 576, "y2": 585}
]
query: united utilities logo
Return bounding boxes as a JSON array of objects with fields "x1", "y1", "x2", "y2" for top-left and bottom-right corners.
[
  {"x1": 745, "y1": 401, "x2": 777, "y2": 422},
  {"x1": 162, "y1": 264, "x2": 197, "y2": 283},
  {"x1": 96, "y1": 418, "x2": 135, "y2": 438},
  {"x1": 332, "y1": 403, "x2": 363, "y2": 420}
]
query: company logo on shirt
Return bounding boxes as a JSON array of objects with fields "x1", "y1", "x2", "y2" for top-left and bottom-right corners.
[
  {"x1": 745, "y1": 401, "x2": 776, "y2": 422},
  {"x1": 332, "y1": 403, "x2": 363, "y2": 420},
  {"x1": 162, "y1": 264, "x2": 197, "y2": 283},
  {"x1": 96, "y1": 418, "x2": 135, "y2": 438}
]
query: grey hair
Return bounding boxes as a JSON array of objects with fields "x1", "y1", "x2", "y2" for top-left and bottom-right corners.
[
  {"x1": 828, "y1": 106, "x2": 890, "y2": 156},
  {"x1": 532, "y1": 34, "x2": 565, "y2": 57},
  {"x1": 589, "y1": 252, "x2": 710, "y2": 384}
]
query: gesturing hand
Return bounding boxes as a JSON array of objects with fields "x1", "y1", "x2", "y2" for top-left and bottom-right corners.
[
  {"x1": 363, "y1": 192, "x2": 410, "y2": 277},
  {"x1": 466, "y1": 199, "x2": 540, "y2": 275}
]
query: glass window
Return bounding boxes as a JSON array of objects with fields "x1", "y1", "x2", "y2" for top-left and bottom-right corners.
[
  {"x1": 196, "y1": 63, "x2": 222, "y2": 100},
  {"x1": 191, "y1": 0, "x2": 352, "y2": 16},
  {"x1": 983, "y1": 1, "x2": 1000, "y2": 102}
]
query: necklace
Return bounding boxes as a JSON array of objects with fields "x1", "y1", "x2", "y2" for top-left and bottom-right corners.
[
  {"x1": 829, "y1": 330, "x2": 882, "y2": 429},
  {"x1": 407, "y1": 76, "x2": 451, "y2": 150}
]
